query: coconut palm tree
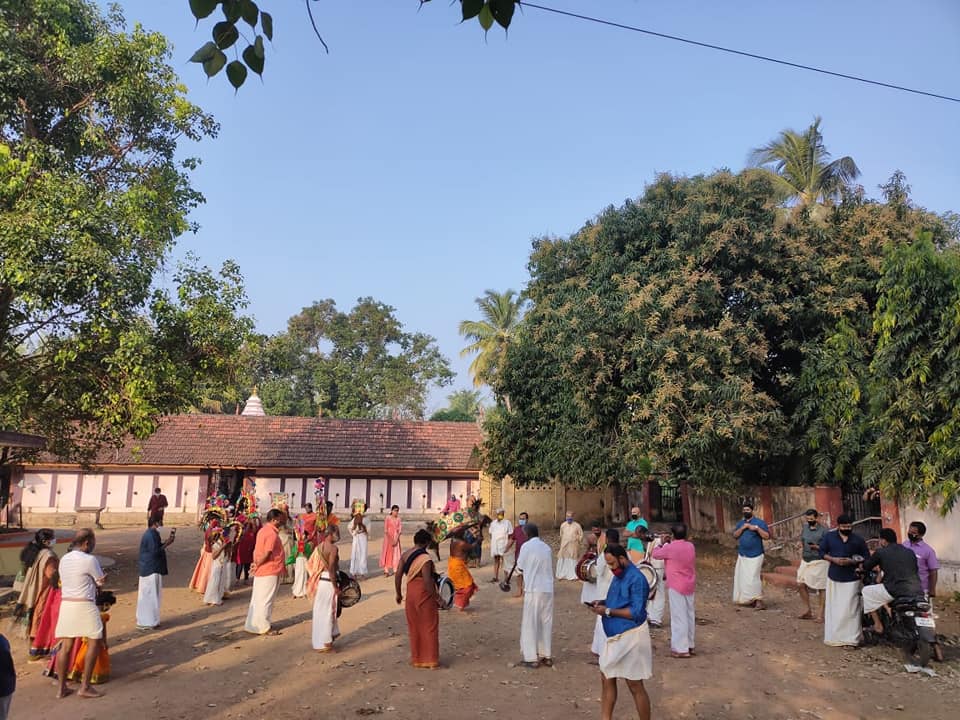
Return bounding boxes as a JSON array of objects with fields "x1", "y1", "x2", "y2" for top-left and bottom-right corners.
[
  {"x1": 459, "y1": 289, "x2": 526, "y2": 401},
  {"x1": 749, "y1": 117, "x2": 860, "y2": 209}
]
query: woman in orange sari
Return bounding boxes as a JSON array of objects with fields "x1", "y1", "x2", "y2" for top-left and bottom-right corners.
[
  {"x1": 395, "y1": 529, "x2": 440, "y2": 669},
  {"x1": 380, "y1": 505, "x2": 402, "y2": 577}
]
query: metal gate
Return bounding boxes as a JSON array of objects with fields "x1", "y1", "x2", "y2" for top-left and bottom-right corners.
[
  {"x1": 841, "y1": 480, "x2": 881, "y2": 540},
  {"x1": 650, "y1": 480, "x2": 683, "y2": 523}
]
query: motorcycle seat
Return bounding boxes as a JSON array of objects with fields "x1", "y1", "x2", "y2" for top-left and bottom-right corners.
[{"x1": 892, "y1": 595, "x2": 929, "y2": 610}]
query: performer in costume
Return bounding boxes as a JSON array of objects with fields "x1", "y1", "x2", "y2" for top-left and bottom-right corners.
[
  {"x1": 350, "y1": 504, "x2": 369, "y2": 579},
  {"x1": 292, "y1": 517, "x2": 312, "y2": 599},
  {"x1": 380, "y1": 505, "x2": 403, "y2": 577},
  {"x1": 189, "y1": 514, "x2": 223, "y2": 595},
  {"x1": 447, "y1": 536, "x2": 478, "y2": 611},
  {"x1": 234, "y1": 520, "x2": 257, "y2": 585},
  {"x1": 62, "y1": 591, "x2": 116, "y2": 685},
  {"x1": 203, "y1": 525, "x2": 232, "y2": 606},
  {"x1": 395, "y1": 529, "x2": 441, "y2": 669}
]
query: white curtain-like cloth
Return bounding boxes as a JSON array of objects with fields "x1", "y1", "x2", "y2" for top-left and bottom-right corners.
[
  {"x1": 520, "y1": 591, "x2": 554, "y2": 662},
  {"x1": 311, "y1": 571, "x2": 340, "y2": 649},
  {"x1": 824, "y1": 579, "x2": 862, "y2": 647},
  {"x1": 555, "y1": 558, "x2": 578, "y2": 581},
  {"x1": 244, "y1": 575, "x2": 280, "y2": 634},
  {"x1": 599, "y1": 623, "x2": 653, "y2": 681},
  {"x1": 668, "y1": 588, "x2": 695, "y2": 654},
  {"x1": 55, "y1": 600, "x2": 103, "y2": 640},
  {"x1": 351, "y1": 533, "x2": 369, "y2": 576},
  {"x1": 136, "y1": 573, "x2": 163, "y2": 628},
  {"x1": 732, "y1": 554, "x2": 764, "y2": 604},
  {"x1": 796, "y1": 559, "x2": 829, "y2": 591},
  {"x1": 292, "y1": 556, "x2": 309, "y2": 598},
  {"x1": 862, "y1": 583, "x2": 894, "y2": 614}
]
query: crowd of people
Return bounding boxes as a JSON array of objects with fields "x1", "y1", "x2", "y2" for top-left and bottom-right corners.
[{"x1": 4, "y1": 488, "x2": 946, "y2": 719}]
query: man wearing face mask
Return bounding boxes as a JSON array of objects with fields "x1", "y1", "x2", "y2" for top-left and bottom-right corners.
[
  {"x1": 904, "y1": 521, "x2": 943, "y2": 661},
  {"x1": 625, "y1": 507, "x2": 648, "y2": 567},
  {"x1": 588, "y1": 543, "x2": 653, "y2": 720},
  {"x1": 796, "y1": 509, "x2": 828, "y2": 621},
  {"x1": 732, "y1": 502, "x2": 770, "y2": 609},
  {"x1": 504, "y1": 512, "x2": 529, "y2": 598},
  {"x1": 819, "y1": 513, "x2": 870, "y2": 647},
  {"x1": 556, "y1": 511, "x2": 584, "y2": 581},
  {"x1": 488, "y1": 508, "x2": 513, "y2": 584}
]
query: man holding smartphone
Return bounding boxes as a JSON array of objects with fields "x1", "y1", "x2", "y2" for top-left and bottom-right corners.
[
  {"x1": 136, "y1": 516, "x2": 175, "y2": 630},
  {"x1": 796, "y1": 509, "x2": 828, "y2": 621}
]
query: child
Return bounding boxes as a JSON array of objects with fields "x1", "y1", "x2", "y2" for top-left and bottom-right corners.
[
  {"x1": 349, "y1": 511, "x2": 369, "y2": 579},
  {"x1": 234, "y1": 520, "x2": 256, "y2": 585},
  {"x1": 47, "y1": 590, "x2": 116, "y2": 686}
]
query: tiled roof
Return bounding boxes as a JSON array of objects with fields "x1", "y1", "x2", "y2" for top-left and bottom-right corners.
[{"x1": 49, "y1": 416, "x2": 483, "y2": 472}]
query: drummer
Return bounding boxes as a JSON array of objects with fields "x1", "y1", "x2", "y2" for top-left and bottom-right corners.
[{"x1": 580, "y1": 523, "x2": 604, "y2": 605}]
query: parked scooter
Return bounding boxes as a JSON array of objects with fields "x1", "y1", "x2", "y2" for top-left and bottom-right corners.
[{"x1": 859, "y1": 565, "x2": 937, "y2": 666}]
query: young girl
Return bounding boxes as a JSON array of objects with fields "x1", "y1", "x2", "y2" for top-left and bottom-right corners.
[
  {"x1": 234, "y1": 520, "x2": 256, "y2": 585},
  {"x1": 350, "y1": 511, "x2": 369, "y2": 579},
  {"x1": 203, "y1": 527, "x2": 232, "y2": 606},
  {"x1": 46, "y1": 591, "x2": 116, "y2": 685}
]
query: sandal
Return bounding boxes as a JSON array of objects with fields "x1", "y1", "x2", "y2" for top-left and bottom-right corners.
[
  {"x1": 518, "y1": 661, "x2": 540, "y2": 669},
  {"x1": 670, "y1": 651, "x2": 691, "y2": 659},
  {"x1": 539, "y1": 658, "x2": 553, "y2": 667}
]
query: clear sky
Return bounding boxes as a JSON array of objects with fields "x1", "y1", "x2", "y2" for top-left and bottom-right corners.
[{"x1": 112, "y1": 1, "x2": 959, "y2": 413}]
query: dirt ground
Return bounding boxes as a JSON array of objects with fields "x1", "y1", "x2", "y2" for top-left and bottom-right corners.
[{"x1": 8, "y1": 523, "x2": 959, "y2": 720}]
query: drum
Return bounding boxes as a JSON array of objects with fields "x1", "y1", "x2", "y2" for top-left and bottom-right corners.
[
  {"x1": 436, "y1": 573, "x2": 455, "y2": 610},
  {"x1": 337, "y1": 570, "x2": 362, "y2": 611},
  {"x1": 576, "y1": 551, "x2": 598, "y2": 583},
  {"x1": 636, "y1": 561, "x2": 659, "y2": 600}
]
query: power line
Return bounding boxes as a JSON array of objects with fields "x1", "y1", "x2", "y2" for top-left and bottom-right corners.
[{"x1": 517, "y1": 2, "x2": 960, "y2": 104}]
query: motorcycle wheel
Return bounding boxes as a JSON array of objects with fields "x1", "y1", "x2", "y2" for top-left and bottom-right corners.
[{"x1": 902, "y1": 638, "x2": 932, "y2": 667}]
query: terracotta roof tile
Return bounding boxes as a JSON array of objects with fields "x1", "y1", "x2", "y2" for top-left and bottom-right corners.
[{"x1": 61, "y1": 416, "x2": 483, "y2": 471}]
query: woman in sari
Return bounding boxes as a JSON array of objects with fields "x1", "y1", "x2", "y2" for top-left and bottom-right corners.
[
  {"x1": 14, "y1": 529, "x2": 58, "y2": 650},
  {"x1": 189, "y1": 521, "x2": 219, "y2": 595},
  {"x1": 380, "y1": 505, "x2": 402, "y2": 577},
  {"x1": 395, "y1": 529, "x2": 440, "y2": 669}
]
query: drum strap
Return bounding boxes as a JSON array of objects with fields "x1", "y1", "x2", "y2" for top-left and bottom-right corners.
[{"x1": 402, "y1": 548, "x2": 428, "y2": 576}]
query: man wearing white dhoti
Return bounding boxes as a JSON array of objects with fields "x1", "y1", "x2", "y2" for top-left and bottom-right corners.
[
  {"x1": 796, "y1": 509, "x2": 828, "y2": 621},
  {"x1": 820, "y1": 514, "x2": 870, "y2": 647},
  {"x1": 54, "y1": 529, "x2": 106, "y2": 699},
  {"x1": 732, "y1": 502, "x2": 770, "y2": 609},
  {"x1": 588, "y1": 543, "x2": 652, "y2": 720},
  {"x1": 556, "y1": 512, "x2": 583, "y2": 581},
  {"x1": 488, "y1": 509, "x2": 513, "y2": 584},
  {"x1": 516, "y1": 523, "x2": 554, "y2": 668},
  {"x1": 651, "y1": 524, "x2": 697, "y2": 658},
  {"x1": 308, "y1": 526, "x2": 341, "y2": 652},
  {"x1": 644, "y1": 534, "x2": 667, "y2": 628},
  {"x1": 136, "y1": 518, "x2": 175, "y2": 630},
  {"x1": 245, "y1": 509, "x2": 285, "y2": 635},
  {"x1": 591, "y1": 529, "x2": 619, "y2": 656}
]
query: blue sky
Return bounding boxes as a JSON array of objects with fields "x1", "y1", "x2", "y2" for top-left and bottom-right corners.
[{"x1": 115, "y1": 1, "x2": 960, "y2": 413}]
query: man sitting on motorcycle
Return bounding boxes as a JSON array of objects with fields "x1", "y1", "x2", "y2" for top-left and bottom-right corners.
[{"x1": 859, "y1": 528, "x2": 923, "y2": 635}]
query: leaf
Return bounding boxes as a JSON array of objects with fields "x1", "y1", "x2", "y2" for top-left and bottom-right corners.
[
  {"x1": 254, "y1": 35, "x2": 265, "y2": 59},
  {"x1": 240, "y1": 0, "x2": 259, "y2": 27},
  {"x1": 260, "y1": 11, "x2": 273, "y2": 41},
  {"x1": 226, "y1": 60, "x2": 248, "y2": 89},
  {"x1": 478, "y1": 4, "x2": 494, "y2": 31},
  {"x1": 242, "y1": 44, "x2": 264, "y2": 76},
  {"x1": 189, "y1": 41, "x2": 219, "y2": 64},
  {"x1": 221, "y1": 0, "x2": 242, "y2": 23},
  {"x1": 203, "y1": 48, "x2": 228, "y2": 77},
  {"x1": 213, "y1": 21, "x2": 240, "y2": 50},
  {"x1": 490, "y1": 0, "x2": 515, "y2": 29},
  {"x1": 189, "y1": 0, "x2": 218, "y2": 20},
  {"x1": 462, "y1": 0, "x2": 484, "y2": 21}
]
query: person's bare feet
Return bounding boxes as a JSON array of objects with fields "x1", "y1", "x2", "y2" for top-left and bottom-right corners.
[
  {"x1": 754, "y1": 600, "x2": 766, "y2": 610},
  {"x1": 78, "y1": 686, "x2": 103, "y2": 699},
  {"x1": 798, "y1": 611, "x2": 813, "y2": 619},
  {"x1": 56, "y1": 687, "x2": 74, "y2": 699}
]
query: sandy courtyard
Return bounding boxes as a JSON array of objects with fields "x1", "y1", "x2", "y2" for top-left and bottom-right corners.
[{"x1": 8, "y1": 523, "x2": 958, "y2": 720}]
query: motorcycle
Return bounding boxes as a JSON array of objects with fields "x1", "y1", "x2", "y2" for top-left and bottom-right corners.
[{"x1": 859, "y1": 565, "x2": 937, "y2": 666}]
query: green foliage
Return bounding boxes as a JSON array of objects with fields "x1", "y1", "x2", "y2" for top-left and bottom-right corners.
[
  {"x1": 215, "y1": 298, "x2": 453, "y2": 420},
  {"x1": 0, "y1": 0, "x2": 251, "y2": 462},
  {"x1": 484, "y1": 163, "x2": 956, "y2": 500},
  {"x1": 430, "y1": 389, "x2": 484, "y2": 422},
  {"x1": 187, "y1": 2, "x2": 515, "y2": 88},
  {"x1": 459, "y1": 289, "x2": 526, "y2": 395}
]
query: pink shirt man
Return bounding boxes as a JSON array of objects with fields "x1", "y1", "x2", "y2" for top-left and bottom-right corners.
[
  {"x1": 253, "y1": 523, "x2": 285, "y2": 577},
  {"x1": 651, "y1": 538, "x2": 697, "y2": 595}
]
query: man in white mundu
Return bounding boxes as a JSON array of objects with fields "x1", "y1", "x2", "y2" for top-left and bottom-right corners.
[
  {"x1": 732, "y1": 502, "x2": 770, "y2": 610},
  {"x1": 54, "y1": 529, "x2": 106, "y2": 699},
  {"x1": 820, "y1": 514, "x2": 870, "y2": 647},
  {"x1": 308, "y1": 525, "x2": 341, "y2": 652},
  {"x1": 136, "y1": 517, "x2": 175, "y2": 630},
  {"x1": 556, "y1": 511, "x2": 583, "y2": 580},
  {"x1": 245, "y1": 509, "x2": 286, "y2": 634},
  {"x1": 488, "y1": 508, "x2": 513, "y2": 584},
  {"x1": 588, "y1": 543, "x2": 653, "y2": 720},
  {"x1": 515, "y1": 522, "x2": 554, "y2": 668}
]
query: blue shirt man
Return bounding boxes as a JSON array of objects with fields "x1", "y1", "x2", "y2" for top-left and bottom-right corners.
[
  {"x1": 734, "y1": 515, "x2": 769, "y2": 558},
  {"x1": 819, "y1": 527, "x2": 870, "y2": 583},
  {"x1": 602, "y1": 557, "x2": 650, "y2": 636},
  {"x1": 139, "y1": 525, "x2": 169, "y2": 577}
]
